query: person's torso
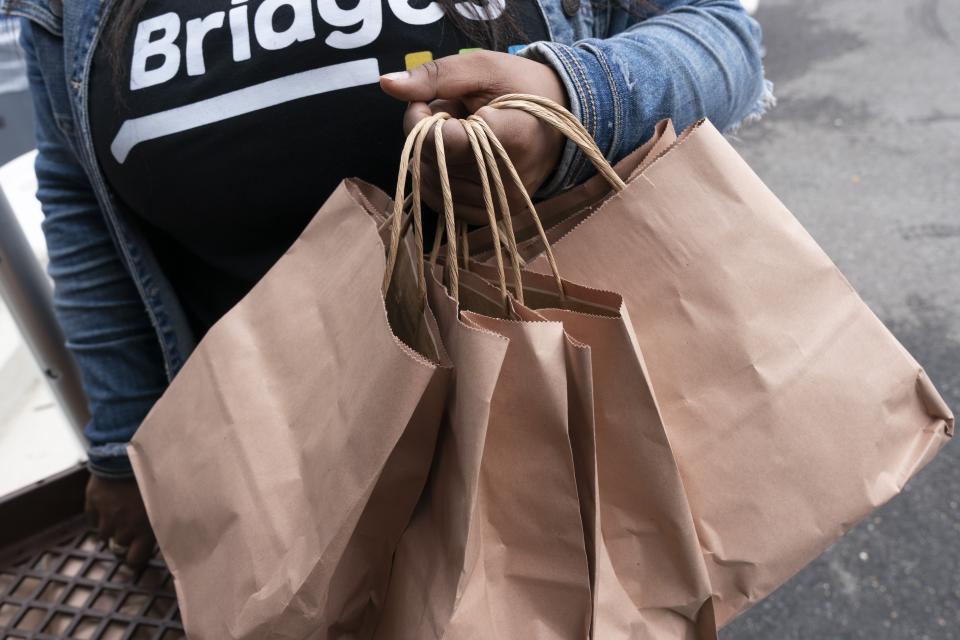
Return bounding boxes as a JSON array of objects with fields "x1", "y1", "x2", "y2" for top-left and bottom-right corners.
[
  {"x1": 89, "y1": 0, "x2": 548, "y2": 333},
  {"x1": 5, "y1": 0, "x2": 597, "y2": 373}
]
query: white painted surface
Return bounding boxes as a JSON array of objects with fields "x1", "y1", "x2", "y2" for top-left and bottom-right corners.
[
  {"x1": 0, "y1": 150, "x2": 44, "y2": 256},
  {"x1": 0, "y1": 151, "x2": 86, "y2": 499},
  {"x1": 0, "y1": 351, "x2": 86, "y2": 498}
]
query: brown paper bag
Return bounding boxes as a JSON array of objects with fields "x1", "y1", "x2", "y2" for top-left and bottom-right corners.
[
  {"x1": 372, "y1": 265, "x2": 510, "y2": 639},
  {"x1": 445, "y1": 119, "x2": 717, "y2": 638},
  {"x1": 321, "y1": 179, "x2": 452, "y2": 638},
  {"x1": 466, "y1": 263, "x2": 718, "y2": 639},
  {"x1": 376, "y1": 118, "x2": 593, "y2": 639},
  {"x1": 378, "y1": 269, "x2": 594, "y2": 639},
  {"x1": 477, "y1": 95, "x2": 954, "y2": 625},
  {"x1": 129, "y1": 119, "x2": 452, "y2": 638},
  {"x1": 449, "y1": 301, "x2": 593, "y2": 639}
]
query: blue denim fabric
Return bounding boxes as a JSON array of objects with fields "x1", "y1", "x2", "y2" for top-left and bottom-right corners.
[
  {"x1": 3, "y1": 0, "x2": 769, "y2": 477},
  {"x1": 521, "y1": 0, "x2": 773, "y2": 194},
  {"x1": 12, "y1": 2, "x2": 195, "y2": 477}
]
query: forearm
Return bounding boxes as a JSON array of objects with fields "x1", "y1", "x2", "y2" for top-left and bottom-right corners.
[
  {"x1": 22, "y1": 19, "x2": 168, "y2": 478},
  {"x1": 47, "y1": 225, "x2": 169, "y2": 478},
  {"x1": 523, "y1": 0, "x2": 771, "y2": 193}
]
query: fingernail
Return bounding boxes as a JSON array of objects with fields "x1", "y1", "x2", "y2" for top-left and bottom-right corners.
[{"x1": 381, "y1": 71, "x2": 410, "y2": 82}]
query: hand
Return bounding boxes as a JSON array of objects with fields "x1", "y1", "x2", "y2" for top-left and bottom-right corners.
[
  {"x1": 380, "y1": 51, "x2": 568, "y2": 225},
  {"x1": 85, "y1": 474, "x2": 156, "y2": 568}
]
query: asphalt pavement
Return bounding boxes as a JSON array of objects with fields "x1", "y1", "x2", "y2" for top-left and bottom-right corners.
[{"x1": 723, "y1": 0, "x2": 959, "y2": 637}]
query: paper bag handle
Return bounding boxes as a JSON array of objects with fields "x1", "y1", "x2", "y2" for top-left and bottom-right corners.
[
  {"x1": 488, "y1": 94, "x2": 627, "y2": 193},
  {"x1": 386, "y1": 97, "x2": 583, "y2": 306},
  {"x1": 416, "y1": 118, "x2": 517, "y2": 306},
  {"x1": 466, "y1": 115, "x2": 568, "y2": 302},
  {"x1": 460, "y1": 119, "x2": 512, "y2": 308},
  {"x1": 382, "y1": 113, "x2": 449, "y2": 300},
  {"x1": 381, "y1": 111, "x2": 513, "y2": 307},
  {"x1": 460, "y1": 118, "x2": 528, "y2": 306}
]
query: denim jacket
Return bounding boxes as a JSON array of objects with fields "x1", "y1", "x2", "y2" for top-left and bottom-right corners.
[{"x1": 4, "y1": 0, "x2": 770, "y2": 477}]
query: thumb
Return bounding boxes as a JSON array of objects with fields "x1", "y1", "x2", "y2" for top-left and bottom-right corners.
[{"x1": 380, "y1": 55, "x2": 491, "y2": 104}]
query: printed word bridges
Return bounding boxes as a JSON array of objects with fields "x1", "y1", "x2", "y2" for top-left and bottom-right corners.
[{"x1": 131, "y1": 0, "x2": 506, "y2": 90}]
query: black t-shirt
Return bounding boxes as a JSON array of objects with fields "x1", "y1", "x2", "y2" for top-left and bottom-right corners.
[{"x1": 91, "y1": 0, "x2": 547, "y2": 335}]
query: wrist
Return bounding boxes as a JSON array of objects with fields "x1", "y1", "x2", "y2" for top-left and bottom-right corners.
[
  {"x1": 87, "y1": 442, "x2": 135, "y2": 479},
  {"x1": 537, "y1": 60, "x2": 570, "y2": 113}
]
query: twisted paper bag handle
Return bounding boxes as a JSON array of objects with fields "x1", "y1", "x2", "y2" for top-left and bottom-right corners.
[{"x1": 382, "y1": 94, "x2": 623, "y2": 306}]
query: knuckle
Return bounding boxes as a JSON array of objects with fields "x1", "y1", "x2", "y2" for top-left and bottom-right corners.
[
  {"x1": 422, "y1": 60, "x2": 442, "y2": 87},
  {"x1": 475, "y1": 105, "x2": 496, "y2": 122}
]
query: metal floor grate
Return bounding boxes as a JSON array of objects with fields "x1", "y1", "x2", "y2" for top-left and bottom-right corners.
[{"x1": 0, "y1": 515, "x2": 184, "y2": 639}]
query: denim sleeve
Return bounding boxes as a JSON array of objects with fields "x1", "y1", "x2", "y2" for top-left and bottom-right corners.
[
  {"x1": 522, "y1": 0, "x2": 773, "y2": 194},
  {"x1": 21, "y1": 21, "x2": 168, "y2": 478}
]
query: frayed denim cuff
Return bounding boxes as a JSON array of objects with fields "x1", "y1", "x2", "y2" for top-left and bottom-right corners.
[
  {"x1": 87, "y1": 442, "x2": 135, "y2": 479},
  {"x1": 728, "y1": 77, "x2": 777, "y2": 133},
  {"x1": 519, "y1": 41, "x2": 619, "y2": 197}
]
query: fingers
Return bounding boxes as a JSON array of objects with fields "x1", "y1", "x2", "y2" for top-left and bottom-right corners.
[
  {"x1": 420, "y1": 167, "x2": 525, "y2": 226},
  {"x1": 422, "y1": 169, "x2": 483, "y2": 205},
  {"x1": 125, "y1": 534, "x2": 156, "y2": 569},
  {"x1": 401, "y1": 99, "x2": 466, "y2": 138},
  {"x1": 97, "y1": 513, "x2": 116, "y2": 543},
  {"x1": 401, "y1": 101, "x2": 434, "y2": 136},
  {"x1": 429, "y1": 99, "x2": 468, "y2": 119},
  {"x1": 405, "y1": 113, "x2": 475, "y2": 168},
  {"x1": 85, "y1": 497, "x2": 100, "y2": 531},
  {"x1": 422, "y1": 154, "x2": 526, "y2": 208},
  {"x1": 380, "y1": 53, "x2": 498, "y2": 103},
  {"x1": 420, "y1": 182, "x2": 485, "y2": 225},
  {"x1": 111, "y1": 526, "x2": 135, "y2": 548},
  {"x1": 391, "y1": 81, "x2": 554, "y2": 226},
  {"x1": 84, "y1": 475, "x2": 157, "y2": 570},
  {"x1": 110, "y1": 522, "x2": 155, "y2": 569},
  {"x1": 85, "y1": 475, "x2": 101, "y2": 529}
]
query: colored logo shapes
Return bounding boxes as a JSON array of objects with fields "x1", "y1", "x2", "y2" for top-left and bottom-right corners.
[{"x1": 403, "y1": 44, "x2": 528, "y2": 70}]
